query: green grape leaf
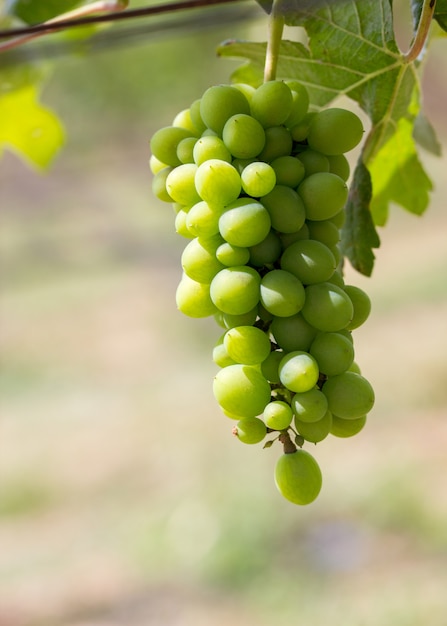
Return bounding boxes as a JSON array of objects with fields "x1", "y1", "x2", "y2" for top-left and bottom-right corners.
[
  {"x1": 413, "y1": 110, "x2": 443, "y2": 156},
  {"x1": 434, "y1": 0, "x2": 447, "y2": 31},
  {"x1": 5, "y1": 0, "x2": 84, "y2": 24},
  {"x1": 0, "y1": 85, "x2": 65, "y2": 170},
  {"x1": 341, "y1": 160, "x2": 380, "y2": 276},
  {"x1": 219, "y1": 0, "x2": 440, "y2": 275}
]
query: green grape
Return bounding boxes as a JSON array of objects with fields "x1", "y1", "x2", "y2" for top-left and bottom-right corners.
[
  {"x1": 330, "y1": 414, "x2": 367, "y2": 438},
  {"x1": 326, "y1": 269, "x2": 345, "y2": 289},
  {"x1": 298, "y1": 172, "x2": 348, "y2": 221},
  {"x1": 216, "y1": 242, "x2": 250, "y2": 266},
  {"x1": 240, "y1": 162, "x2": 276, "y2": 197},
  {"x1": 224, "y1": 325, "x2": 272, "y2": 365},
  {"x1": 348, "y1": 361, "x2": 362, "y2": 374},
  {"x1": 166, "y1": 163, "x2": 201, "y2": 206},
  {"x1": 213, "y1": 364, "x2": 271, "y2": 417},
  {"x1": 280, "y1": 224, "x2": 310, "y2": 248},
  {"x1": 301, "y1": 282, "x2": 354, "y2": 332},
  {"x1": 176, "y1": 274, "x2": 217, "y2": 318},
  {"x1": 258, "y1": 126, "x2": 293, "y2": 161},
  {"x1": 200, "y1": 85, "x2": 250, "y2": 134},
  {"x1": 195, "y1": 159, "x2": 241, "y2": 205},
  {"x1": 249, "y1": 230, "x2": 282, "y2": 267},
  {"x1": 322, "y1": 371, "x2": 375, "y2": 419},
  {"x1": 189, "y1": 98, "x2": 207, "y2": 135},
  {"x1": 284, "y1": 81, "x2": 310, "y2": 127},
  {"x1": 222, "y1": 114, "x2": 266, "y2": 159},
  {"x1": 150, "y1": 126, "x2": 194, "y2": 167},
  {"x1": 175, "y1": 208, "x2": 195, "y2": 239},
  {"x1": 232, "y1": 83, "x2": 256, "y2": 102},
  {"x1": 307, "y1": 219, "x2": 340, "y2": 247},
  {"x1": 181, "y1": 234, "x2": 224, "y2": 283},
  {"x1": 307, "y1": 108, "x2": 364, "y2": 155},
  {"x1": 280, "y1": 239, "x2": 337, "y2": 285},
  {"x1": 270, "y1": 313, "x2": 317, "y2": 352},
  {"x1": 261, "y1": 350, "x2": 284, "y2": 383},
  {"x1": 274, "y1": 449, "x2": 322, "y2": 505},
  {"x1": 220, "y1": 308, "x2": 258, "y2": 329},
  {"x1": 250, "y1": 80, "x2": 293, "y2": 128},
  {"x1": 176, "y1": 137, "x2": 197, "y2": 164},
  {"x1": 210, "y1": 266, "x2": 261, "y2": 315},
  {"x1": 343, "y1": 285, "x2": 372, "y2": 330},
  {"x1": 263, "y1": 400, "x2": 293, "y2": 430},
  {"x1": 152, "y1": 166, "x2": 173, "y2": 203},
  {"x1": 279, "y1": 351, "x2": 319, "y2": 393},
  {"x1": 327, "y1": 154, "x2": 350, "y2": 181},
  {"x1": 261, "y1": 185, "x2": 306, "y2": 234},
  {"x1": 295, "y1": 409, "x2": 332, "y2": 443},
  {"x1": 193, "y1": 135, "x2": 232, "y2": 165},
  {"x1": 309, "y1": 332, "x2": 355, "y2": 377},
  {"x1": 218, "y1": 198, "x2": 271, "y2": 248},
  {"x1": 234, "y1": 417, "x2": 267, "y2": 444},
  {"x1": 260, "y1": 270, "x2": 305, "y2": 317},
  {"x1": 330, "y1": 209, "x2": 346, "y2": 229},
  {"x1": 172, "y1": 108, "x2": 200, "y2": 135},
  {"x1": 186, "y1": 200, "x2": 226, "y2": 238},
  {"x1": 291, "y1": 388, "x2": 328, "y2": 423},
  {"x1": 329, "y1": 244, "x2": 341, "y2": 266},
  {"x1": 290, "y1": 112, "x2": 316, "y2": 142},
  {"x1": 270, "y1": 155, "x2": 305, "y2": 187},
  {"x1": 149, "y1": 154, "x2": 168, "y2": 175},
  {"x1": 296, "y1": 149, "x2": 330, "y2": 177},
  {"x1": 231, "y1": 158, "x2": 255, "y2": 174},
  {"x1": 213, "y1": 333, "x2": 237, "y2": 368}
]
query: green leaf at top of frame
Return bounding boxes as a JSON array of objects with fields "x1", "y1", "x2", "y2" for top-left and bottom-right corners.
[
  {"x1": 219, "y1": 0, "x2": 440, "y2": 275},
  {"x1": 5, "y1": 0, "x2": 84, "y2": 24},
  {"x1": 434, "y1": 0, "x2": 447, "y2": 32},
  {"x1": 0, "y1": 85, "x2": 65, "y2": 170}
]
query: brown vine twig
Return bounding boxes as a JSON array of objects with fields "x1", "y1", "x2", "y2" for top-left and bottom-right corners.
[
  {"x1": 402, "y1": 0, "x2": 437, "y2": 63},
  {"x1": 0, "y1": 0, "x2": 245, "y2": 45},
  {"x1": 0, "y1": 0, "x2": 128, "y2": 52}
]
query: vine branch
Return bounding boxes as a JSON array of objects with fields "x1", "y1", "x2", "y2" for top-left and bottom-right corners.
[
  {"x1": 263, "y1": 0, "x2": 285, "y2": 82},
  {"x1": 0, "y1": 0, "x2": 245, "y2": 43},
  {"x1": 402, "y1": 0, "x2": 437, "y2": 63}
]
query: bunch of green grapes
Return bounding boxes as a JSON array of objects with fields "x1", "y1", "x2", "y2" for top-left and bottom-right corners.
[{"x1": 150, "y1": 80, "x2": 374, "y2": 506}]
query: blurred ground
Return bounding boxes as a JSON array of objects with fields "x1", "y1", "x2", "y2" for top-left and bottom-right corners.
[{"x1": 1, "y1": 5, "x2": 447, "y2": 626}]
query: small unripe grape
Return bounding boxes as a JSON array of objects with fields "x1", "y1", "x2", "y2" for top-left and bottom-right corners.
[
  {"x1": 234, "y1": 417, "x2": 267, "y2": 444},
  {"x1": 150, "y1": 126, "x2": 193, "y2": 167},
  {"x1": 210, "y1": 266, "x2": 261, "y2": 315},
  {"x1": 222, "y1": 114, "x2": 266, "y2": 159},
  {"x1": 195, "y1": 159, "x2": 241, "y2": 206},
  {"x1": 261, "y1": 350, "x2": 284, "y2": 383},
  {"x1": 343, "y1": 285, "x2": 372, "y2": 330},
  {"x1": 274, "y1": 450, "x2": 322, "y2": 505},
  {"x1": 322, "y1": 372, "x2": 375, "y2": 419},
  {"x1": 284, "y1": 81, "x2": 310, "y2": 127},
  {"x1": 216, "y1": 242, "x2": 250, "y2": 266},
  {"x1": 240, "y1": 162, "x2": 276, "y2": 197},
  {"x1": 270, "y1": 313, "x2": 317, "y2": 353},
  {"x1": 330, "y1": 414, "x2": 367, "y2": 438},
  {"x1": 307, "y1": 107, "x2": 364, "y2": 155},
  {"x1": 280, "y1": 239, "x2": 337, "y2": 285},
  {"x1": 263, "y1": 401, "x2": 293, "y2": 430},
  {"x1": 260, "y1": 270, "x2": 305, "y2": 317},
  {"x1": 296, "y1": 149, "x2": 330, "y2": 176},
  {"x1": 181, "y1": 235, "x2": 224, "y2": 283},
  {"x1": 186, "y1": 201, "x2": 226, "y2": 238},
  {"x1": 291, "y1": 388, "x2": 328, "y2": 423},
  {"x1": 309, "y1": 332, "x2": 355, "y2": 376},
  {"x1": 270, "y1": 156, "x2": 305, "y2": 188},
  {"x1": 176, "y1": 274, "x2": 217, "y2": 318},
  {"x1": 301, "y1": 282, "x2": 354, "y2": 332},
  {"x1": 298, "y1": 172, "x2": 348, "y2": 221},
  {"x1": 295, "y1": 409, "x2": 332, "y2": 443},
  {"x1": 224, "y1": 325, "x2": 271, "y2": 365},
  {"x1": 279, "y1": 351, "x2": 319, "y2": 393},
  {"x1": 152, "y1": 167, "x2": 173, "y2": 203},
  {"x1": 258, "y1": 126, "x2": 293, "y2": 161},
  {"x1": 250, "y1": 80, "x2": 293, "y2": 128},
  {"x1": 200, "y1": 85, "x2": 250, "y2": 134},
  {"x1": 213, "y1": 364, "x2": 271, "y2": 417},
  {"x1": 327, "y1": 154, "x2": 350, "y2": 181},
  {"x1": 166, "y1": 163, "x2": 201, "y2": 206},
  {"x1": 219, "y1": 198, "x2": 271, "y2": 248},
  {"x1": 261, "y1": 186, "x2": 306, "y2": 234},
  {"x1": 193, "y1": 135, "x2": 232, "y2": 165},
  {"x1": 249, "y1": 230, "x2": 282, "y2": 267}
]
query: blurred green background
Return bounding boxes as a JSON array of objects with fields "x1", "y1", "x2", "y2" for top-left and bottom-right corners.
[{"x1": 1, "y1": 2, "x2": 447, "y2": 625}]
